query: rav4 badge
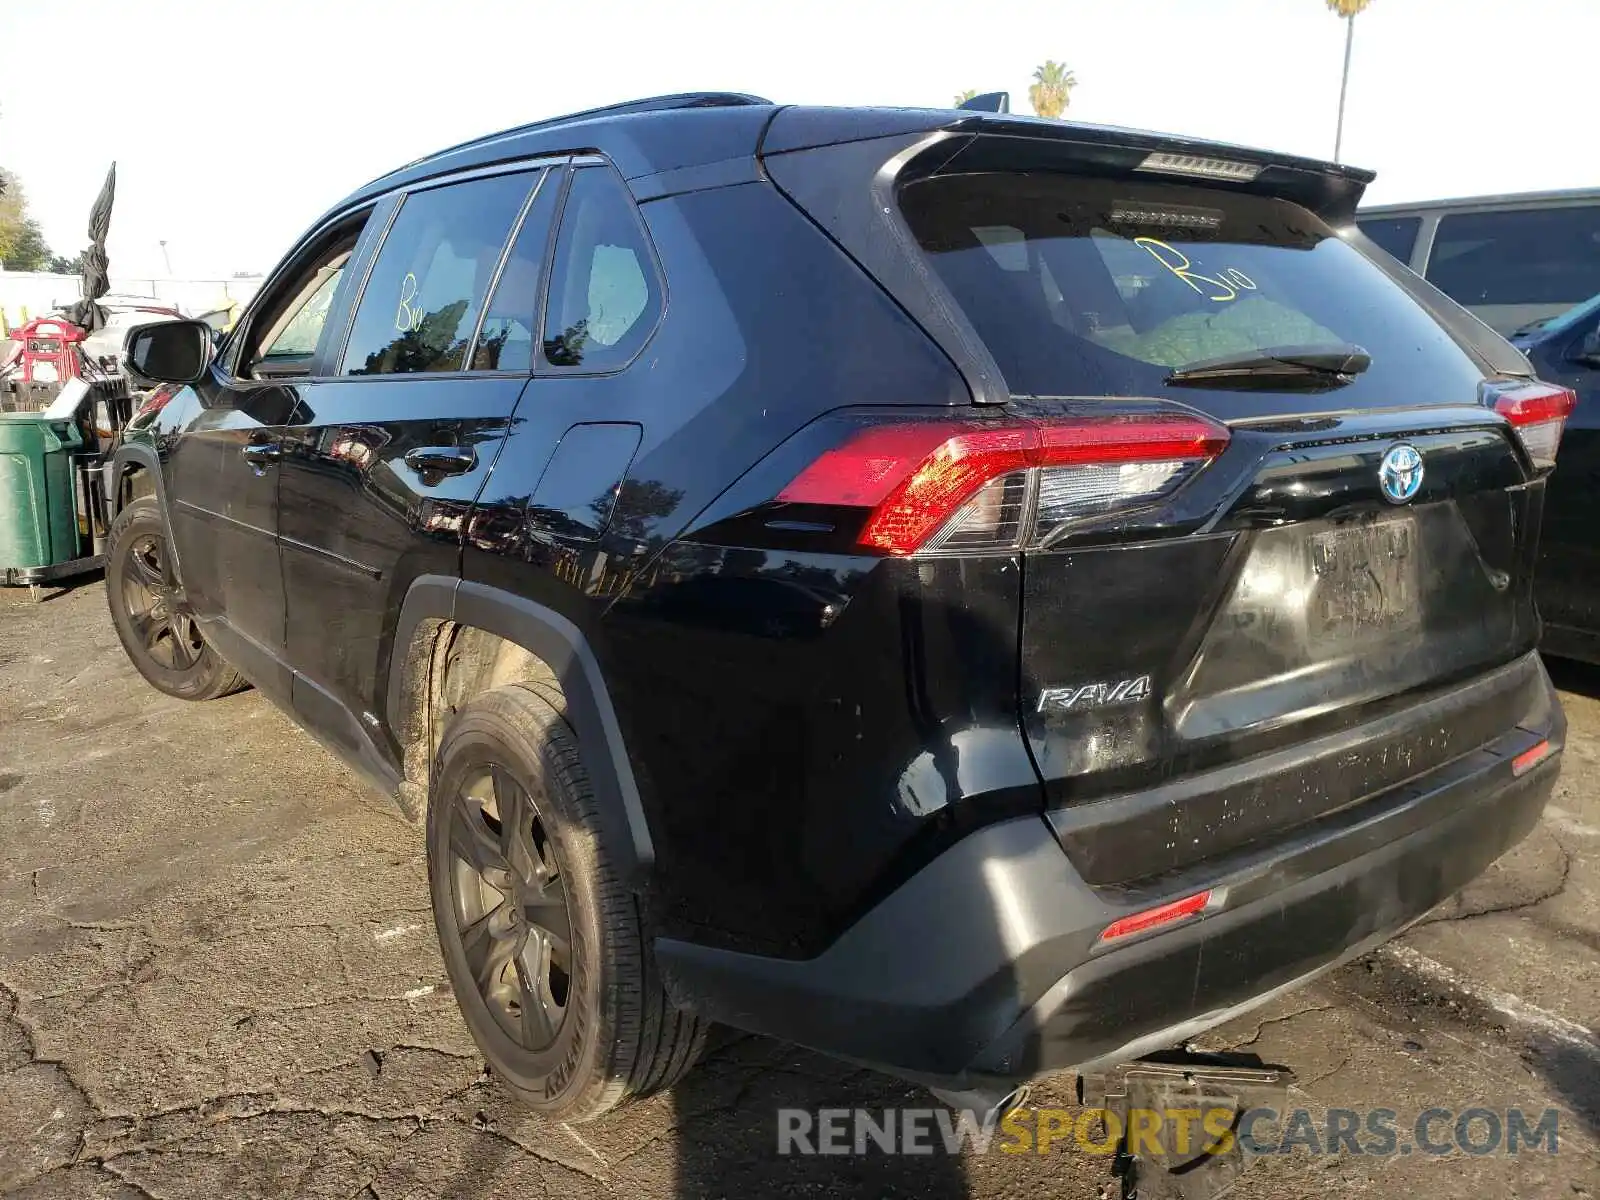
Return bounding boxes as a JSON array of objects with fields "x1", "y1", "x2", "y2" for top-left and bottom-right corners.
[{"x1": 1037, "y1": 675, "x2": 1152, "y2": 713}]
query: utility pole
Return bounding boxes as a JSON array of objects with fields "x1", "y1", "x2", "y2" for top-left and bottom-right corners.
[
  {"x1": 1334, "y1": 13, "x2": 1355, "y2": 161},
  {"x1": 159, "y1": 239, "x2": 172, "y2": 276}
]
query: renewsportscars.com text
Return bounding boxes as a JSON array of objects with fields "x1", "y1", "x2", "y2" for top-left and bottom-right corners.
[{"x1": 776, "y1": 1105, "x2": 1563, "y2": 1158}]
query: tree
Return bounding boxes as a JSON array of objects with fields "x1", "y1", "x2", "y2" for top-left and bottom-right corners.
[
  {"x1": 4, "y1": 219, "x2": 50, "y2": 270},
  {"x1": 358, "y1": 298, "x2": 471, "y2": 374},
  {"x1": 1327, "y1": 0, "x2": 1376, "y2": 161},
  {"x1": 0, "y1": 168, "x2": 53, "y2": 271},
  {"x1": 47, "y1": 252, "x2": 85, "y2": 275},
  {"x1": 1028, "y1": 61, "x2": 1077, "y2": 119},
  {"x1": 953, "y1": 89, "x2": 977, "y2": 107},
  {"x1": 0, "y1": 169, "x2": 24, "y2": 257},
  {"x1": 593, "y1": 478, "x2": 685, "y2": 544}
]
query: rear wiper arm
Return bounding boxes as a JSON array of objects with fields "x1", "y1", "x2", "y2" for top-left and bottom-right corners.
[{"x1": 1165, "y1": 343, "x2": 1373, "y2": 388}]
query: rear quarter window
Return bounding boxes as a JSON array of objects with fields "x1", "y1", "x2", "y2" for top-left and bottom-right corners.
[
  {"x1": 541, "y1": 167, "x2": 662, "y2": 372},
  {"x1": 898, "y1": 173, "x2": 1485, "y2": 411}
]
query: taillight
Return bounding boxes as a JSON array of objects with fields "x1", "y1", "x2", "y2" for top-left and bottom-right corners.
[
  {"x1": 778, "y1": 410, "x2": 1229, "y2": 556},
  {"x1": 1491, "y1": 381, "x2": 1577, "y2": 470}
]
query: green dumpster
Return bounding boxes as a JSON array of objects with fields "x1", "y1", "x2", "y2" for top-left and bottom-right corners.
[{"x1": 0, "y1": 414, "x2": 84, "y2": 577}]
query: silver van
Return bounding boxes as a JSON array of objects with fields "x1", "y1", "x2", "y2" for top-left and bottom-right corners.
[{"x1": 1357, "y1": 188, "x2": 1600, "y2": 336}]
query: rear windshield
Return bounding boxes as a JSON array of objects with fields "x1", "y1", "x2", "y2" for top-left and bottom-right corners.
[{"x1": 899, "y1": 174, "x2": 1485, "y2": 410}]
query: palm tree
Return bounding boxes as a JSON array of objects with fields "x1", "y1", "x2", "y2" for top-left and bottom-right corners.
[
  {"x1": 953, "y1": 89, "x2": 977, "y2": 107},
  {"x1": 1328, "y1": 0, "x2": 1375, "y2": 161},
  {"x1": 1028, "y1": 61, "x2": 1077, "y2": 119}
]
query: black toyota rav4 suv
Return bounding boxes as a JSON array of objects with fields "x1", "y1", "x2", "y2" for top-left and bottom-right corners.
[{"x1": 108, "y1": 93, "x2": 1570, "y2": 1120}]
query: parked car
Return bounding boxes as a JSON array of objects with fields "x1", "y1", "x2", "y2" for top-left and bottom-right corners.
[
  {"x1": 79, "y1": 302, "x2": 184, "y2": 370},
  {"x1": 106, "y1": 94, "x2": 1569, "y2": 1121},
  {"x1": 1510, "y1": 291, "x2": 1600, "y2": 664},
  {"x1": 1356, "y1": 188, "x2": 1600, "y2": 336}
]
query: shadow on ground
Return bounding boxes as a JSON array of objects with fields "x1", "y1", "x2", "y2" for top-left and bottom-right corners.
[
  {"x1": 666, "y1": 1033, "x2": 979, "y2": 1198},
  {"x1": 1543, "y1": 652, "x2": 1600, "y2": 700}
]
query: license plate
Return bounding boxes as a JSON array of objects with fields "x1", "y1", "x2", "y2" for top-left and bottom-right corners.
[{"x1": 1308, "y1": 516, "x2": 1421, "y2": 641}]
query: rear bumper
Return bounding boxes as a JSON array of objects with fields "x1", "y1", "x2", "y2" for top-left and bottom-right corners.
[{"x1": 655, "y1": 657, "x2": 1564, "y2": 1087}]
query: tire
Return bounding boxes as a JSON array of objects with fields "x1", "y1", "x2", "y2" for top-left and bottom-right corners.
[
  {"x1": 105, "y1": 497, "x2": 247, "y2": 701},
  {"x1": 427, "y1": 683, "x2": 706, "y2": 1121}
]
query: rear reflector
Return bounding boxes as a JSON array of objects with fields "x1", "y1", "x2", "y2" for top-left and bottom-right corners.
[
  {"x1": 1511, "y1": 740, "x2": 1554, "y2": 776},
  {"x1": 778, "y1": 411, "x2": 1229, "y2": 556},
  {"x1": 1098, "y1": 889, "x2": 1215, "y2": 944},
  {"x1": 1492, "y1": 381, "x2": 1577, "y2": 470}
]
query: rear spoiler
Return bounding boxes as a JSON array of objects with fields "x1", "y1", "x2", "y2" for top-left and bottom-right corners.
[{"x1": 762, "y1": 107, "x2": 1374, "y2": 223}]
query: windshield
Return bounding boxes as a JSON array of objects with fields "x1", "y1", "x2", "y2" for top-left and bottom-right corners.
[
  {"x1": 1527, "y1": 290, "x2": 1600, "y2": 342},
  {"x1": 899, "y1": 173, "x2": 1486, "y2": 414}
]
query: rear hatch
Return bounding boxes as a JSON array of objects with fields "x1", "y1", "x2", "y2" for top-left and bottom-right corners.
[{"x1": 766, "y1": 117, "x2": 1567, "y2": 885}]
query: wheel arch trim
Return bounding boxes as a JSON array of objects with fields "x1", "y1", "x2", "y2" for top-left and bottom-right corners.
[
  {"x1": 108, "y1": 442, "x2": 183, "y2": 576},
  {"x1": 388, "y1": 576, "x2": 655, "y2": 876}
]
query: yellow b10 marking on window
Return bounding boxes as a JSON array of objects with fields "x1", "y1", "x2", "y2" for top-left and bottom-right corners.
[
  {"x1": 1135, "y1": 237, "x2": 1258, "y2": 302},
  {"x1": 394, "y1": 272, "x2": 424, "y2": 333}
]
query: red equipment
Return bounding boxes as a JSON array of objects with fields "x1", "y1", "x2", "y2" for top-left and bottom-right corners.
[{"x1": 10, "y1": 315, "x2": 88, "y2": 387}]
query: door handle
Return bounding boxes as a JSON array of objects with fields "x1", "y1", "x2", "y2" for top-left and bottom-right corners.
[
  {"x1": 241, "y1": 441, "x2": 281, "y2": 473},
  {"x1": 405, "y1": 446, "x2": 477, "y2": 477}
]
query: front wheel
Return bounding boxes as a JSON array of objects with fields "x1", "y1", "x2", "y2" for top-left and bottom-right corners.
[
  {"x1": 105, "y1": 497, "x2": 246, "y2": 701},
  {"x1": 427, "y1": 683, "x2": 706, "y2": 1121}
]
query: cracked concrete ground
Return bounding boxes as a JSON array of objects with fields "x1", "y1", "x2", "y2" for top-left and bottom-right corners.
[{"x1": 2, "y1": 582, "x2": 1599, "y2": 1199}]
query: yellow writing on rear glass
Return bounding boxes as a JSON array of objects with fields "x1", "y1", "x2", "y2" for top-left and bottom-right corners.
[{"x1": 1135, "y1": 237, "x2": 1257, "y2": 303}]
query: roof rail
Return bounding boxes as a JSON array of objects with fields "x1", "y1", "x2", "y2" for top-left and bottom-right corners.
[
  {"x1": 562, "y1": 92, "x2": 774, "y2": 121},
  {"x1": 389, "y1": 92, "x2": 774, "y2": 180}
]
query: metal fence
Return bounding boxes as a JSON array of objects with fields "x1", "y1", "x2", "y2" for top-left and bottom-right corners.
[{"x1": 0, "y1": 270, "x2": 266, "y2": 336}]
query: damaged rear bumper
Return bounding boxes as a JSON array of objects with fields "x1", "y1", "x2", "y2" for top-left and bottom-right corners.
[{"x1": 655, "y1": 653, "x2": 1564, "y2": 1089}]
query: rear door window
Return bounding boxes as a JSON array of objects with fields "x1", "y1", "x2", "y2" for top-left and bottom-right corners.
[
  {"x1": 898, "y1": 173, "x2": 1484, "y2": 412},
  {"x1": 341, "y1": 172, "x2": 535, "y2": 375},
  {"x1": 472, "y1": 170, "x2": 561, "y2": 371},
  {"x1": 1355, "y1": 216, "x2": 1421, "y2": 265},
  {"x1": 1426, "y1": 205, "x2": 1600, "y2": 309}
]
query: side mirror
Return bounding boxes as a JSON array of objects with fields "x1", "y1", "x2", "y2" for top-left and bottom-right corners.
[{"x1": 124, "y1": 319, "x2": 214, "y2": 385}]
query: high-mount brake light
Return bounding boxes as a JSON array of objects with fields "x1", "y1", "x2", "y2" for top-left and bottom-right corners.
[
  {"x1": 1491, "y1": 381, "x2": 1577, "y2": 470},
  {"x1": 1136, "y1": 152, "x2": 1262, "y2": 183},
  {"x1": 777, "y1": 412, "x2": 1230, "y2": 556}
]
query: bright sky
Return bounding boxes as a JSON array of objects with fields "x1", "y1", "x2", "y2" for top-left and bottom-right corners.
[{"x1": 1, "y1": 0, "x2": 1592, "y2": 280}]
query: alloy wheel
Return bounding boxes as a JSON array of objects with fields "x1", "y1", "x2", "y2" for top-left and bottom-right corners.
[
  {"x1": 448, "y1": 764, "x2": 572, "y2": 1051},
  {"x1": 118, "y1": 533, "x2": 205, "y2": 671}
]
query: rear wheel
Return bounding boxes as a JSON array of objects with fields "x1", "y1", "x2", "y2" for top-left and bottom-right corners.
[
  {"x1": 105, "y1": 498, "x2": 246, "y2": 701},
  {"x1": 427, "y1": 683, "x2": 706, "y2": 1121}
]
